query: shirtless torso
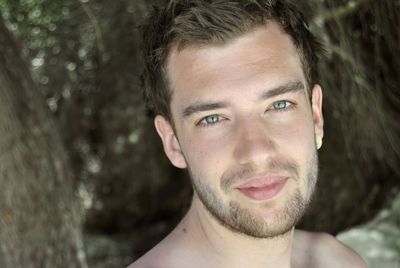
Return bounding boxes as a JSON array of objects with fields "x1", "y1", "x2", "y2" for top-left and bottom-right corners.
[
  {"x1": 129, "y1": 230, "x2": 366, "y2": 268},
  {"x1": 129, "y1": 207, "x2": 367, "y2": 268}
]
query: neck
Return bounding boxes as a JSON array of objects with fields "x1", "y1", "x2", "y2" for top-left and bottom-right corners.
[{"x1": 177, "y1": 194, "x2": 294, "y2": 268}]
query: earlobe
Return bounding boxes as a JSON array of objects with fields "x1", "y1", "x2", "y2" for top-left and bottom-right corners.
[
  {"x1": 154, "y1": 115, "x2": 187, "y2": 169},
  {"x1": 316, "y1": 136, "x2": 323, "y2": 150},
  {"x1": 311, "y1": 84, "x2": 324, "y2": 148}
]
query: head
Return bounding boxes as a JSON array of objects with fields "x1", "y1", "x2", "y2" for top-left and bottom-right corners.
[
  {"x1": 141, "y1": 0, "x2": 324, "y2": 238},
  {"x1": 142, "y1": 0, "x2": 322, "y2": 121}
]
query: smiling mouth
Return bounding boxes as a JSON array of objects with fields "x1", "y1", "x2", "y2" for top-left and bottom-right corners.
[{"x1": 236, "y1": 176, "x2": 288, "y2": 201}]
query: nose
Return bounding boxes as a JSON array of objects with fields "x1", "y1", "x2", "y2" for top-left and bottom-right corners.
[{"x1": 233, "y1": 116, "x2": 276, "y2": 167}]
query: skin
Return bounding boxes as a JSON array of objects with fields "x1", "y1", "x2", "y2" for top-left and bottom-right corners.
[{"x1": 128, "y1": 22, "x2": 367, "y2": 268}]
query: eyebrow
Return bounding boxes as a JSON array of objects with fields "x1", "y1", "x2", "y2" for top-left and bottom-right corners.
[
  {"x1": 181, "y1": 80, "x2": 305, "y2": 118},
  {"x1": 182, "y1": 101, "x2": 228, "y2": 118},
  {"x1": 260, "y1": 80, "x2": 305, "y2": 100}
]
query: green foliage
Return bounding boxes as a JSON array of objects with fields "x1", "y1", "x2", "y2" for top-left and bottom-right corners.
[
  {"x1": 0, "y1": 0, "x2": 100, "y2": 115},
  {"x1": 1, "y1": 0, "x2": 70, "y2": 41}
]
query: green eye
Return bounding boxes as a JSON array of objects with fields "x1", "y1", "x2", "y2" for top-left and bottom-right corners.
[
  {"x1": 272, "y1": 100, "x2": 291, "y2": 110},
  {"x1": 204, "y1": 114, "x2": 220, "y2": 124},
  {"x1": 198, "y1": 114, "x2": 222, "y2": 127}
]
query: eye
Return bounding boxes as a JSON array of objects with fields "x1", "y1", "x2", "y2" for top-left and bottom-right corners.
[
  {"x1": 271, "y1": 100, "x2": 293, "y2": 111},
  {"x1": 198, "y1": 114, "x2": 223, "y2": 127}
]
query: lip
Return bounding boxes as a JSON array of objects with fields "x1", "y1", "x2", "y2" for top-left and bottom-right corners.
[{"x1": 235, "y1": 175, "x2": 288, "y2": 201}]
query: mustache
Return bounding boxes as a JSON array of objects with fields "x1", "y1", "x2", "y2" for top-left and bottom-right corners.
[{"x1": 221, "y1": 159, "x2": 299, "y2": 191}]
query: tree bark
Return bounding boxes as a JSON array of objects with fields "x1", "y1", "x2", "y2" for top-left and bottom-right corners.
[{"x1": 0, "y1": 15, "x2": 87, "y2": 268}]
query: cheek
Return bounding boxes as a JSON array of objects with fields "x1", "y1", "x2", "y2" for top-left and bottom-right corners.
[
  {"x1": 273, "y1": 108, "x2": 315, "y2": 142},
  {"x1": 191, "y1": 145, "x2": 226, "y2": 169},
  {"x1": 184, "y1": 127, "x2": 233, "y2": 158},
  {"x1": 280, "y1": 124, "x2": 314, "y2": 147},
  {"x1": 275, "y1": 120, "x2": 316, "y2": 184},
  {"x1": 181, "y1": 135, "x2": 231, "y2": 181},
  {"x1": 273, "y1": 118, "x2": 316, "y2": 168}
]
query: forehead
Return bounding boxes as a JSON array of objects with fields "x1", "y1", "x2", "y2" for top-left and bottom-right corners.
[{"x1": 166, "y1": 22, "x2": 304, "y2": 108}]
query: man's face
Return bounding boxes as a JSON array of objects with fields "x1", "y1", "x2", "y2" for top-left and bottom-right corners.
[{"x1": 155, "y1": 22, "x2": 324, "y2": 238}]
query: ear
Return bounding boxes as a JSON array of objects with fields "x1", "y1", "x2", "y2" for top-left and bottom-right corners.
[
  {"x1": 154, "y1": 115, "x2": 187, "y2": 168},
  {"x1": 311, "y1": 84, "x2": 324, "y2": 149}
]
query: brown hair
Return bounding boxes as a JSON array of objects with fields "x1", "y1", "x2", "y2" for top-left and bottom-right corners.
[{"x1": 141, "y1": 0, "x2": 323, "y2": 121}]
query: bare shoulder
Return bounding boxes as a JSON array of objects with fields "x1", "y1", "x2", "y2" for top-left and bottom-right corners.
[
  {"x1": 126, "y1": 244, "x2": 177, "y2": 268},
  {"x1": 126, "y1": 235, "x2": 198, "y2": 268},
  {"x1": 126, "y1": 249, "x2": 160, "y2": 268},
  {"x1": 294, "y1": 230, "x2": 368, "y2": 268},
  {"x1": 314, "y1": 232, "x2": 368, "y2": 267}
]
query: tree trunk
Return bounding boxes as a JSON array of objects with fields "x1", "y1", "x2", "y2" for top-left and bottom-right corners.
[{"x1": 0, "y1": 16, "x2": 87, "y2": 268}]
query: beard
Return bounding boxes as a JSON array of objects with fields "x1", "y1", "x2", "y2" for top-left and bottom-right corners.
[{"x1": 188, "y1": 151, "x2": 318, "y2": 238}]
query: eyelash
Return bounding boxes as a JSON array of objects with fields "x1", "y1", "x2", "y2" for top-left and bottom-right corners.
[
  {"x1": 197, "y1": 114, "x2": 225, "y2": 128},
  {"x1": 196, "y1": 100, "x2": 295, "y2": 128},
  {"x1": 270, "y1": 100, "x2": 294, "y2": 111}
]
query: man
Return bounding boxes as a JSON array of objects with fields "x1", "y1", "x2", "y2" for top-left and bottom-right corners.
[{"x1": 129, "y1": 1, "x2": 367, "y2": 267}]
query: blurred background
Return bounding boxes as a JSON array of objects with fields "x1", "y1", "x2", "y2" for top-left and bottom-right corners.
[{"x1": 0, "y1": 0, "x2": 399, "y2": 267}]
